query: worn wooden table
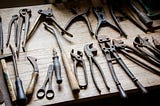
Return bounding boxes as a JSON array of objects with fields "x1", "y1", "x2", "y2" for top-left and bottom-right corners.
[{"x1": 0, "y1": 1, "x2": 160, "y2": 106}]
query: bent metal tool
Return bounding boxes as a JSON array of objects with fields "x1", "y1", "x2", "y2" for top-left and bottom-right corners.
[
  {"x1": 97, "y1": 36, "x2": 148, "y2": 98},
  {"x1": 70, "y1": 49, "x2": 88, "y2": 89},
  {"x1": 26, "y1": 56, "x2": 39, "y2": 103},
  {"x1": 84, "y1": 43, "x2": 110, "y2": 93}
]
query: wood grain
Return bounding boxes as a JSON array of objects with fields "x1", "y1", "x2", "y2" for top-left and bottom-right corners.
[{"x1": 0, "y1": 1, "x2": 160, "y2": 106}]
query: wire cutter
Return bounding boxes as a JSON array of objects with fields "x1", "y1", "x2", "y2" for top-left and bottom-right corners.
[
  {"x1": 84, "y1": 43, "x2": 110, "y2": 93},
  {"x1": 37, "y1": 65, "x2": 54, "y2": 100},
  {"x1": 63, "y1": 8, "x2": 94, "y2": 36},
  {"x1": 70, "y1": 49, "x2": 88, "y2": 89},
  {"x1": 92, "y1": 6, "x2": 122, "y2": 38}
]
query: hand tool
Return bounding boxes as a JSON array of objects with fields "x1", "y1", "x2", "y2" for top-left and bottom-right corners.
[
  {"x1": 53, "y1": 48, "x2": 62, "y2": 84},
  {"x1": 37, "y1": 65, "x2": 54, "y2": 100},
  {"x1": 62, "y1": 8, "x2": 94, "y2": 36},
  {"x1": 98, "y1": 36, "x2": 148, "y2": 95},
  {"x1": 21, "y1": 9, "x2": 31, "y2": 52},
  {"x1": 26, "y1": 56, "x2": 39, "y2": 103},
  {"x1": 25, "y1": 8, "x2": 73, "y2": 51},
  {"x1": 92, "y1": 6, "x2": 122, "y2": 38},
  {"x1": 84, "y1": 43, "x2": 110, "y2": 93},
  {"x1": 127, "y1": 0, "x2": 153, "y2": 27},
  {"x1": 0, "y1": 89, "x2": 4, "y2": 105},
  {"x1": 1, "y1": 59, "x2": 17, "y2": 104},
  {"x1": 43, "y1": 22, "x2": 80, "y2": 93},
  {"x1": 133, "y1": 35, "x2": 160, "y2": 67},
  {"x1": 70, "y1": 49, "x2": 88, "y2": 89},
  {"x1": 17, "y1": 8, "x2": 31, "y2": 57},
  {"x1": 6, "y1": 15, "x2": 18, "y2": 47},
  {"x1": 113, "y1": 39, "x2": 160, "y2": 76},
  {"x1": 9, "y1": 45, "x2": 26, "y2": 105},
  {"x1": 0, "y1": 16, "x2": 3, "y2": 54}
]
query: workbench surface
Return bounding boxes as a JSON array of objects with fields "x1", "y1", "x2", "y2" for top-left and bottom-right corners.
[{"x1": 0, "y1": 1, "x2": 160, "y2": 106}]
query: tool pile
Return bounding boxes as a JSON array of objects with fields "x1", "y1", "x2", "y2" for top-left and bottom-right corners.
[{"x1": 0, "y1": 0, "x2": 160, "y2": 106}]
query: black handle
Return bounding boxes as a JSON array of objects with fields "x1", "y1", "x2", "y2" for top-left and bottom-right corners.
[
  {"x1": 53, "y1": 56, "x2": 62, "y2": 84},
  {"x1": 117, "y1": 84, "x2": 127, "y2": 98},
  {"x1": 15, "y1": 77, "x2": 26, "y2": 105},
  {"x1": 135, "y1": 80, "x2": 148, "y2": 94}
]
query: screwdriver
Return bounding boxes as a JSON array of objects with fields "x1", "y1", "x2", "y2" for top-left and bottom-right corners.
[
  {"x1": 53, "y1": 48, "x2": 62, "y2": 84},
  {"x1": 9, "y1": 45, "x2": 26, "y2": 105}
]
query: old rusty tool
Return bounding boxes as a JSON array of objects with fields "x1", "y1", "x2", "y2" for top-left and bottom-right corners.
[
  {"x1": 97, "y1": 36, "x2": 148, "y2": 96},
  {"x1": 6, "y1": 15, "x2": 18, "y2": 47},
  {"x1": 26, "y1": 56, "x2": 39, "y2": 103},
  {"x1": 0, "y1": 54, "x2": 17, "y2": 104},
  {"x1": 21, "y1": 9, "x2": 31, "y2": 52},
  {"x1": 53, "y1": 48, "x2": 62, "y2": 84},
  {"x1": 63, "y1": 8, "x2": 94, "y2": 36},
  {"x1": 43, "y1": 22, "x2": 80, "y2": 93},
  {"x1": 25, "y1": 8, "x2": 73, "y2": 51},
  {"x1": 9, "y1": 45, "x2": 26, "y2": 105},
  {"x1": 84, "y1": 43, "x2": 110, "y2": 93},
  {"x1": 37, "y1": 65, "x2": 54, "y2": 100},
  {"x1": 127, "y1": 0, "x2": 153, "y2": 27},
  {"x1": 17, "y1": 8, "x2": 31, "y2": 57},
  {"x1": 70, "y1": 49, "x2": 88, "y2": 89},
  {"x1": 133, "y1": 35, "x2": 160, "y2": 67},
  {"x1": 113, "y1": 39, "x2": 160, "y2": 76},
  {"x1": 0, "y1": 16, "x2": 3, "y2": 54},
  {"x1": 92, "y1": 6, "x2": 122, "y2": 38},
  {"x1": 152, "y1": 36, "x2": 160, "y2": 50}
]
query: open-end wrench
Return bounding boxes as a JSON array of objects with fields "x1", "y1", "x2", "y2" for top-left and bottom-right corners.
[{"x1": 6, "y1": 15, "x2": 18, "y2": 47}]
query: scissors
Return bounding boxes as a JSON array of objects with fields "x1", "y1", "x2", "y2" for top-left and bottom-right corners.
[{"x1": 37, "y1": 65, "x2": 54, "y2": 100}]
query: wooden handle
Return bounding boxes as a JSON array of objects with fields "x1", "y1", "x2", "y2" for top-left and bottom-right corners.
[
  {"x1": 26, "y1": 72, "x2": 39, "y2": 99},
  {"x1": 0, "y1": 59, "x2": 16, "y2": 103},
  {"x1": 61, "y1": 53, "x2": 80, "y2": 93}
]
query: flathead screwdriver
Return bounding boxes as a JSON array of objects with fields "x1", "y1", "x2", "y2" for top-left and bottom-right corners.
[{"x1": 9, "y1": 45, "x2": 26, "y2": 105}]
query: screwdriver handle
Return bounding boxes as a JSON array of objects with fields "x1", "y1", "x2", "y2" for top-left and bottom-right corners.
[
  {"x1": 1, "y1": 59, "x2": 16, "y2": 104},
  {"x1": 26, "y1": 72, "x2": 39, "y2": 100},
  {"x1": 61, "y1": 52, "x2": 80, "y2": 93},
  {"x1": 15, "y1": 77, "x2": 26, "y2": 104},
  {"x1": 53, "y1": 56, "x2": 62, "y2": 84}
]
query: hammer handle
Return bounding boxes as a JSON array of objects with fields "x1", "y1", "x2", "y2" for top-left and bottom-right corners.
[
  {"x1": 61, "y1": 52, "x2": 80, "y2": 93},
  {"x1": 1, "y1": 59, "x2": 16, "y2": 104}
]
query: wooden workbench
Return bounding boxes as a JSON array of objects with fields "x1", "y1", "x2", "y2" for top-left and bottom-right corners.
[{"x1": 0, "y1": 1, "x2": 160, "y2": 106}]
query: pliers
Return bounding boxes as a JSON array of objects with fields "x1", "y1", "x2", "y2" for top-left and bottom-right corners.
[
  {"x1": 133, "y1": 35, "x2": 160, "y2": 67},
  {"x1": 113, "y1": 39, "x2": 160, "y2": 76},
  {"x1": 70, "y1": 49, "x2": 88, "y2": 89},
  {"x1": 84, "y1": 43, "x2": 110, "y2": 93},
  {"x1": 92, "y1": 6, "x2": 122, "y2": 38},
  {"x1": 63, "y1": 8, "x2": 94, "y2": 36}
]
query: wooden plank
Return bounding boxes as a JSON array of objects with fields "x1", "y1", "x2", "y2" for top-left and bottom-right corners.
[{"x1": 0, "y1": 1, "x2": 160, "y2": 106}]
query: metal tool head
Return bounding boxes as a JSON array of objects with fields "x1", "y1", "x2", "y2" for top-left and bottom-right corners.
[
  {"x1": 70, "y1": 49, "x2": 83, "y2": 62},
  {"x1": 19, "y1": 8, "x2": 31, "y2": 17},
  {"x1": 133, "y1": 35, "x2": 149, "y2": 47},
  {"x1": 27, "y1": 56, "x2": 39, "y2": 72},
  {"x1": 84, "y1": 43, "x2": 97, "y2": 57},
  {"x1": 38, "y1": 8, "x2": 53, "y2": 18},
  {"x1": 112, "y1": 39, "x2": 126, "y2": 49}
]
